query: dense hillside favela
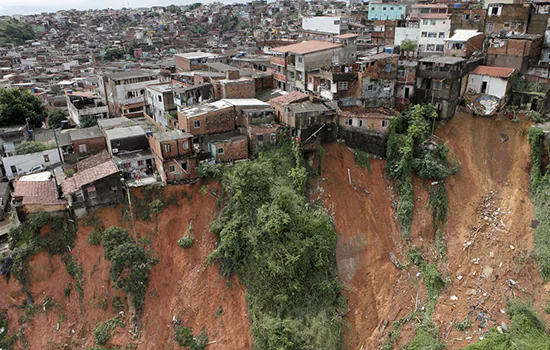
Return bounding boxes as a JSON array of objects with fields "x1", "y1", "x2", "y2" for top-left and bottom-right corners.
[{"x1": 3, "y1": 0, "x2": 550, "y2": 349}]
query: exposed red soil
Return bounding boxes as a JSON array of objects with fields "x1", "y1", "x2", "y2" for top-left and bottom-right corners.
[
  {"x1": 0, "y1": 183, "x2": 251, "y2": 349},
  {"x1": 317, "y1": 110, "x2": 548, "y2": 349}
]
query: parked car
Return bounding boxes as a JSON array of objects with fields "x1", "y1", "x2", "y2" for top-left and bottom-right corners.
[{"x1": 27, "y1": 165, "x2": 46, "y2": 174}]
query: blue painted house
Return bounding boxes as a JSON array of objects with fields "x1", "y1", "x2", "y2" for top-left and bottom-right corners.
[{"x1": 368, "y1": 2, "x2": 407, "y2": 20}]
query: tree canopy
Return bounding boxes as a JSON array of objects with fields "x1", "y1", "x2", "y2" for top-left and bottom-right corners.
[
  {"x1": 103, "y1": 47, "x2": 124, "y2": 61},
  {"x1": 0, "y1": 20, "x2": 35, "y2": 45},
  {"x1": 47, "y1": 109, "x2": 68, "y2": 129},
  {"x1": 0, "y1": 88, "x2": 46, "y2": 128}
]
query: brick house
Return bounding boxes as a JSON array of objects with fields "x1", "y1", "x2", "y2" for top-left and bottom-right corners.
[
  {"x1": 66, "y1": 126, "x2": 107, "y2": 163},
  {"x1": 61, "y1": 151, "x2": 123, "y2": 218},
  {"x1": 269, "y1": 91, "x2": 310, "y2": 122},
  {"x1": 486, "y1": 34, "x2": 543, "y2": 73},
  {"x1": 358, "y1": 52, "x2": 399, "y2": 109},
  {"x1": 485, "y1": 3, "x2": 531, "y2": 36},
  {"x1": 339, "y1": 107, "x2": 394, "y2": 134},
  {"x1": 177, "y1": 100, "x2": 235, "y2": 136},
  {"x1": 206, "y1": 132, "x2": 249, "y2": 162},
  {"x1": 148, "y1": 130, "x2": 196, "y2": 183},
  {"x1": 13, "y1": 172, "x2": 67, "y2": 221}
]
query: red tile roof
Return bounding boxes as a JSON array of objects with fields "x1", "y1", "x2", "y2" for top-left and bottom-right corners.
[
  {"x1": 340, "y1": 107, "x2": 396, "y2": 119},
  {"x1": 62, "y1": 152, "x2": 119, "y2": 194},
  {"x1": 269, "y1": 91, "x2": 310, "y2": 106},
  {"x1": 272, "y1": 40, "x2": 343, "y2": 55},
  {"x1": 13, "y1": 179, "x2": 65, "y2": 205},
  {"x1": 471, "y1": 65, "x2": 516, "y2": 78}
]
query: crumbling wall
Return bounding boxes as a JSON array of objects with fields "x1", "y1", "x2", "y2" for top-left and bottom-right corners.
[{"x1": 338, "y1": 126, "x2": 388, "y2": 157}]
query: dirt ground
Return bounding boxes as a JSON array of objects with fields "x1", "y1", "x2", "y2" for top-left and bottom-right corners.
[
  {"x1": 316, "y1": 110, "x2": 548, "y2": 349},
  {"x1": 1, "y1": 110, "x2": 547, "y2": 349},
  {"x1": 0, "y1": 182, "x2": 251, "y2": 349}
]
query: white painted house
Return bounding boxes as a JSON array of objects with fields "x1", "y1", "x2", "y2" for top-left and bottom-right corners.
[
  {"x1": 467, "y1": 65, "x2": 516, "y2": 99},
  {"x1": 418, "y1": 14, "x2": 452, "y2": 56},
  {"x1": 2, "y1": 148, "x2": 63, "y2": 180}
]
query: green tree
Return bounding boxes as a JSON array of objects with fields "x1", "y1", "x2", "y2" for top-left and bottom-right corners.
[
  {"x1": 47, "y1": 109, "x2": 68, "y2": 129},
  {"x1": 14, "y1": 141, "x2": 48, "y2": 155},
  {"x1": 79, "y1": 115, "x2": 98, "y2": 128},
  {"x1": 0, "y1": 88, "x2": 45, "y2": 128},
  {"x1": 0, "y1": 19, "x2": 35, "y2": 45},
  {"x1": 400, "y1": 39, "x2": 418, "y2": 52},
  {"x1": 104, "y1": 47, "x2": 124, "y2": 61}
]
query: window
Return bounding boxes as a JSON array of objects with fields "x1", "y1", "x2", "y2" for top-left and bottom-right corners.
[
  {"x1": 358, "y1": 120, "x2": 363, "y2": 127},
  {"x1": 87, "y1": 186, "x2": 97, "y2": 199},
  {"x1": 390, "y1": 7, "x2": 394, "y2": 10},
  {"x1": 462, "y1": 14, "x2": 471, "y2": 20},
  {"x1": 158, "y1": 95, "x2": 162, "y2": 102},
  {"x1": 79, "y1": 144, "x2": 87, "y2": 153},
  {"x1": 428, "y1": 32, "x2": 437, "y2": 38},
  {"x1": 169, "y1": 165, "x2": 176, "y2": 172},
  {"x1": 76, "y1": 191, "x2": 84, "y2": 201},
  {"x1": 382, "y1": 120, "x2": 389, "y2": 128},
  {"x1": 426, "y1": 44, "x2": 435, "y2": 51},
  {"x1": 137, "y1": 160, "x2": 144, "y2": 166},
  {"x1": 44, "y1": 154, "x2": 50, "y2": 163},
  {"x1": 297, "y1": 56, "x2": 303, "y2": 63},
  {"x1": 334, "y1": 20, "x2": 340, "y2": 24},
  {"x1": 122, "y1": 162, "x2": 131, "y2": 169},
  {"x1": 439, "y1": 32, "x2": 445, "y2": 38},
  {"x1": 165, "y1": 144, "x2": 171, "y2": 153},
  {"x1": 421, "y1": 32, "x2": 427, "y2": 37},
  {"x1": 217, "y1": 147, "x2": 224, "y2": 154},
  {"x1": 433, "y1": 81, "x2": 443, "y2": 90},
  {"x1": 436, "y1": 44, "x2": 444, "y2": 52},
  {"x1": 10, "y1": 165, "x2": 16, "y2": 174},
  {"x1": 430, "y1": 20, "x2": 436, "y2": 25},
  {"x1": 383, "y1": 7, "x2": 386, "y2": 10},
  {"x1": 183, "y1": 140, "x2": 189, "y2": 149},
  {"x1": 488, "y1": 23, "x2": 494, "y2": 32},
  {"x1": 367, "y1": 84, "x2": 374, "y2": 91},
  {"x1": 398, "y1": 69, "x2": 405, "y2": 77},
  {"x1": 371, "y1": 7, "x2": 375, "y2": 10},
  {"x1": 193, "y1": 120, "x2": 201, "y2": 128},
  {"x1": 474, "y1": 14, "x2": 481, "y2": 20},
  {"x1": 423, "y1": 20, "x2": 428, "y2": 25},
  {"x1": 337, "y1": 81, "x2": 349, "y2": 90},
  {"x1": 182, "y1": 162, "x2": 188, "y2": 170},
  {"x1": 344, "y1": 118, "x2": 353, "y2": 126},
  {"x1": 270, "y1": 133, "x2": 277, "y2": 142},
  {"x1": 257, "y1": 134, "x2": 264, "y2": 142}
]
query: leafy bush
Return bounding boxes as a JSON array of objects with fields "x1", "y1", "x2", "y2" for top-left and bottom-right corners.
[
  {"x1": 111, "y1": 296, "x2": 124, "y2": 312},
  {"x1": 149, "y1": 199, "x2": 163, "y2": 216},
  {"x1": 0, "y1": 309, "x2": 16, "y2": 349},
  {"x1": 175, "y1": 326, "x2": 208, "y2": 350},
  {"x1": 64, "y1": 169, "x2": 75, "y2": 177},
  {"x1": 178, "y1": 236, "x2": 195, "y2": 248},
  {"x1": 101, "y1": 227, "x2": 158, "y2": 312},
  {"x1": 456, "y1": 315, "x2": 471, "y2": 331},
  {"x1": 196, "y1": 162, "x2": 223, "y2": 179},
  {"x1": 407, "y1": 321, "x2": 445, "y2": 350},
  {"x1": 353, "y1": 150, "x2": 371, "y2": 172},
  {"x1": 208, "y1": 142, "x2": 344, "y2": 348},
  {"x1": 14, "y1": 141, "x2": 50, "y2": 155},
  {"x1": 93, "y1": 316, "x2": 124, "y2": 345}
]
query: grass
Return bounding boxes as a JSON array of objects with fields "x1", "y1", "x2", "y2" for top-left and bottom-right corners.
[{"x1": 464, "y1": 301, "x2": 550, "y2": 349}]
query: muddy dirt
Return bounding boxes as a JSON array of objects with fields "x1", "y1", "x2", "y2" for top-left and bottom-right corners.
[
  {"x1": 315, "y1": 110, "x2": 547, "y2": 349},
  {"x1": 0, "y1": 183, "x2": 251, "y2": 349}
]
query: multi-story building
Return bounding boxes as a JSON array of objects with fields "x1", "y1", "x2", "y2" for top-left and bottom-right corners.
[
  {"x1": 486, "y1": 34, "x2": 543, "y2": 73},
  {"x1": 65, "y1": 91, "x2": 109, "y2": 126},
  {"x1": 301, "y1": 16, "x2": 350, "y2": 42},
  {"x1": 359, "y1": 52, "x2": 399, "y2": 109},
  {"x1": 415, "y1": 5, "x2": 452, "y2": 57},
  {"x1": 145, "y1": 83, "x2": 180, "y2": 129},
  {"x1": 148, "y1": 130, "x2": 195, "y2": 183},
  {"x1": 415, "y1": 56, "x2": 481, "y2": 119},
  {"x1": 270, "y1": 40, "x2": 353, "y2": 92},
  {"x1": 174, "y1": 52, "x2": 221, "y2": 72},
  {"x1": 444, "y1": 30, "x2": 485, "y2": 58},
  {"x1": 99, "y1": 70, "x2": 161, "y2": 118},
  {"x1": 485, "y1": 3, "x2": 531, "y2": 36},
  {"x1": 368, "y1": 2, "x2": 407, "y2": 21}
]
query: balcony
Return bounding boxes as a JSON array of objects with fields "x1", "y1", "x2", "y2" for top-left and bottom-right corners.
[{"x1": 274, "y1": 73, "x2": 287, "y2": 82}]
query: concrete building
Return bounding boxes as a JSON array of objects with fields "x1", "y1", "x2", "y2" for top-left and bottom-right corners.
[
  {"x1": 486, "y1": 34, "x2": 543, "y2": 73},
  {"x1": 99, "y1": 70, "x2": 161, "y2": 118},
  {"x1": 340, "y1": 107, "x2": 394, "y2": 134},
  {"x1": 368, "y1": 2, "x2": 407, "y2": 20},
  {"x1": 415, "y1": 56, "x2": 480, "y2": 119},
  {"x1": 467, "y1": 66, "x2": 516, "y2": 98},
  {"x1": 301, "y1": 16, "x2": 350, "y2": 41},
  {"x1": 66, "y1": 126, "x2": 107, "y2": 163},
  {"x1": 145, "y1": 83, "x2": 179, "y2": 129},
  {"x1": 3, "y1": 148, "x2": 64, "y2": 180},
  {"x1": 174, "y1": 52, "x2": 220, "y2": 72},
  {"x1": 358, "y1": 52, "x2": 399, "y2": 109},
  {"x1": 65, "y1": 91, "x2": 109, "y2": 127},
  {"x1": 206, "y1": 131, "x2": 249, "y2": 163},
  {"x1": 418, "y1": 12, "x2": 452, "y2": 57},
  {"x1": 485, "y1": 3, "x2": 531, "y2": 36},
  {"x1": 13, "y1": 172, "x2": 66, "y2": 221},
  {"x1": 270, "y1": 40, "x2": 349, "y2": 92}
]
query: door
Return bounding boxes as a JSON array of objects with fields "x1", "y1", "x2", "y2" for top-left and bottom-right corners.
[
  {"x1": 481, "y1": 81, "x2": 488, "y2": 94},
  {"x1": 404, "y1": 87, "x2": 410, "y2": 99}
]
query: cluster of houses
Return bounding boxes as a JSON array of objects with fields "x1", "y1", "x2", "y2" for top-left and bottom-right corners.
[{"x1": 3, "y1": 0, "x2": 550, "y2": 223}]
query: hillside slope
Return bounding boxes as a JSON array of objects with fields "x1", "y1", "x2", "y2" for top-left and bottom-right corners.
[
  {"x1": 317, "y1": 111, "x2": 547, "y2": 349},
  {"x1": 1, "y1": 183, "x2": 251, "y2": 349}
]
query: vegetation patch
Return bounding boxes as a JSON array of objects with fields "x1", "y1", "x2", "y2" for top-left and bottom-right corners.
[
  {"x1": 93, "y1": 316, "x2": 124, "y2": 345},
  {"x1": 464, "y1": 301, "x2": 550, "y2": 349},
  {"x1": 178, "y1": 223, "x2": 195, "y2": 249},
  {"x1": 528, "y1": 127, "x2": 550, "y2": 280},
  {"x1": 0, "y1": 310, "x2": 16, "y2": 349},
  {"x1": 100, "y1": 227, "x2": 158, "y2": 312},
  {"x1": 174, "y1": 326, "x2": 208, "y2": 350},
  {"x1": 7, "y1": 213, "x2": 77, "y2": 288},
  {"x1": 386, "y1": 104, "x2": 460, "y2": 237},
  {"x1": 353, "y1": 150, "x2": 371, "y2": 172},
  {"x1": 208, "y1": 142, "x2": 345, "y2": 348},
  {"x1": 407, "y1": 320, "x2": 445, "y2": 350},
  {"x1": 65, "y1": 255, "x2": 85, "y2": 301}
]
